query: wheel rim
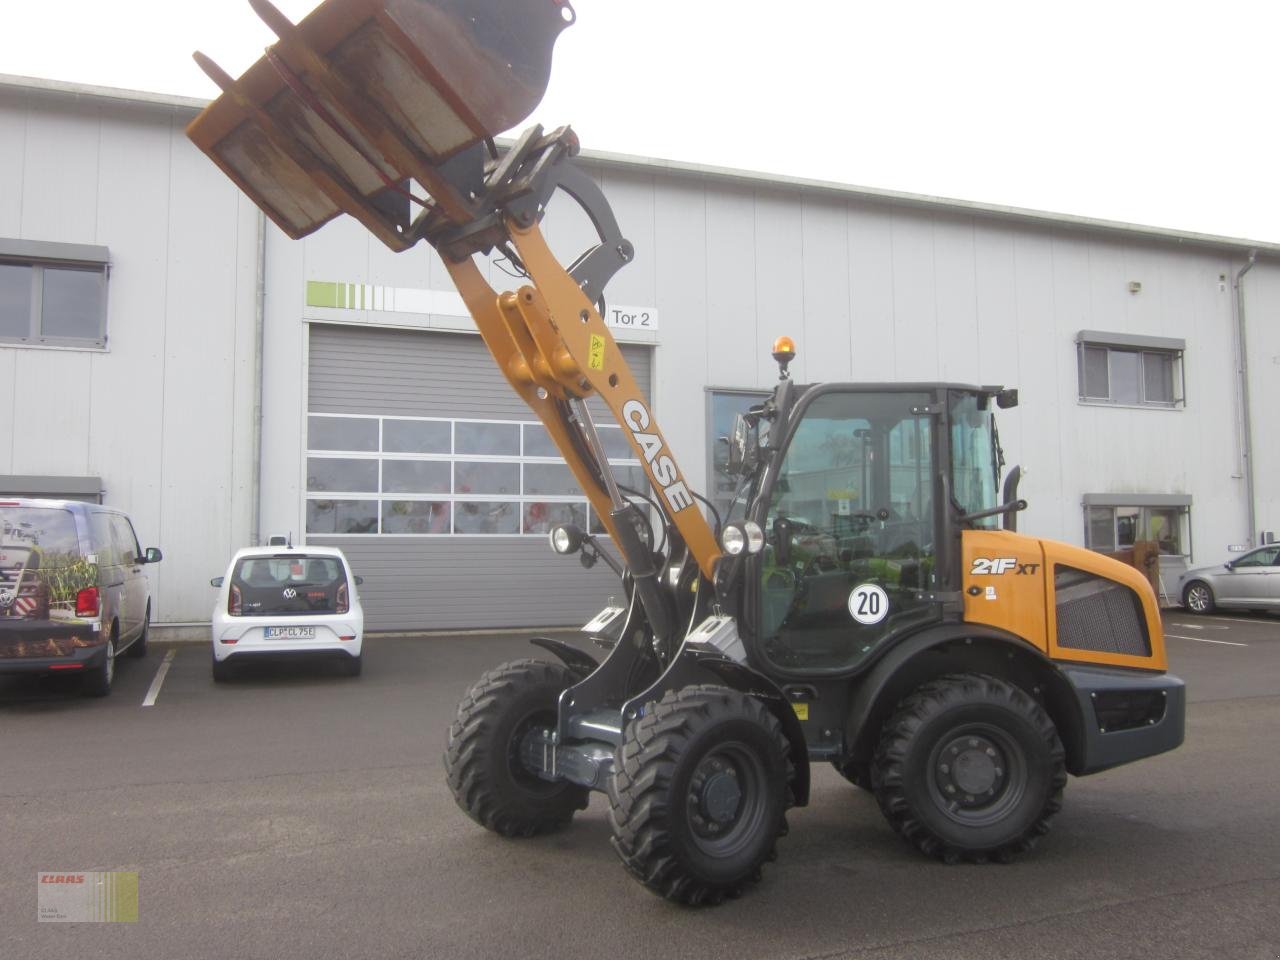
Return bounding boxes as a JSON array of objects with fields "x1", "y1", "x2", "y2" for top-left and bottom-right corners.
[
  {"x1": 926, "y1": 723, "x2": 1027, "y2": 827},
  {"x1": 685, "y1": 741, "x2": 768, "y2": 858},
  {"x1": 1186, "y1": 585, "x2": 1209, "y2": 612}
]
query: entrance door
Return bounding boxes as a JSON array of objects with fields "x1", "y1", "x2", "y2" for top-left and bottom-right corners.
[{"x1": 756, "y1": 389, "x2": 941, "y2": 673}]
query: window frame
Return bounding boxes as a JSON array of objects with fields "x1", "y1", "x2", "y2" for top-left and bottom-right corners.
[
  {"x1": 0, "y1": 240, "x2": 111, "y2": 350},
  {"x1": 1082, "y1": 495, "x2": 1192, "y2": 557},
  {"x1": 1076, "y1": 331, "x2": 1185, "y2": 409},
  {"x1": 706, "y1": 388, "x2": 771, "y2": 524},
  {"x1": 303, "y1": 412, "x2": 642, "y2": 537}
]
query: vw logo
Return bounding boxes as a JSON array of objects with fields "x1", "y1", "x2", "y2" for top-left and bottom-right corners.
[
  {"x1": 282, "y1": 587, "x2": 297, "y2": 599},
  {"x1": 0, "y1": 590, "x2": 13, "y2": 609}
]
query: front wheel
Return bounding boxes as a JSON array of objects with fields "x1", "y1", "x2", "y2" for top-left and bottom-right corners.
[
  {"x1": 609, "y1": 685, "x2": 793, "y2": 905},
  {"x1": 1183, "y1": 581, "x2": 1216, "y2": 614},
  {"x1": 125, "y1": 605, "x2": 150, "y2": 659},
  {"x1": 872, "y1": 673, "x2": 1065, "y2": 864},
  {"x1": 444, "y1": 659, "x2": 589, "y2": 837}
]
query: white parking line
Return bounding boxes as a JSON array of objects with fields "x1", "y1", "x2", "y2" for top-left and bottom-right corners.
[
  {"x1": 1170, "y1": 622, "x2": 1230, "y2": 631},
  {"x1": 142, "y1": 649, "x2": 177, "y2": 706},
  {"x1": 1165, "y1": 633, "x2": 1248, "y2": 647}
]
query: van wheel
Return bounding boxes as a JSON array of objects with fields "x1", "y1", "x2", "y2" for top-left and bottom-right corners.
[
  {"x1": 84, "y1": 636, "x2": 117, "y2": 698},
  {"x1": 125, "y1": 606, "x2": 150, "y2": 658},
  {"x1": 872, "y1": 674, "x2": 1065, "y2": 864}
]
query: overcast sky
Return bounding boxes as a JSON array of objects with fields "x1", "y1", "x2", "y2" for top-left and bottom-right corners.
[{"x1": 5, "y1": 0, "x2": 1277, "y2": 243}]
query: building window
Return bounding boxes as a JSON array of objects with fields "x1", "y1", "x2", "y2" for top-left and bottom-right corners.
[
  {"x1": 707, "y1": 390, "x2": 770, "y2": 523},
  {"x1": 304, "y1": 414, "x2": 641, "y2": 536},
  {"x1": 0, "y1": 240, "x2": 110, "y2": 348},
  {"x1": 1076, "y1": 331, "x2": 1184, "y2": 408},
  {"x1": 1083, "y1": 496, "x2": 1191, "y2": 556}
]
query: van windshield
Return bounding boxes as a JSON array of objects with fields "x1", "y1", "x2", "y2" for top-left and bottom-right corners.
[{"x1": 231, "y1": 554, "x2": 347, "y2": 616}]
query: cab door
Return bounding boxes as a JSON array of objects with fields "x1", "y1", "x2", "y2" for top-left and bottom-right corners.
[{"x1": 752, "y1": 389, "x2": 942, "y2": 674}]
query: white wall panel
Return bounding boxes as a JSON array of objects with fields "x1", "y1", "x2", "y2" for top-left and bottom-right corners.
[
  {"x1": 846, "y1": 206, "x2": 897, "y2": 383},
  {"x1": 931, "y1": 215, "x2": 981, "y2": 385},
  {"x1": 652, "y1": 175, "x2": 710, "y2": 488},
  {"x1": 889, "y1": 213, "x2": 939, "y2": 381},
  {"x1": 705, "y1": 187, "x2": 758, "y2": 388},
  {"x1": 18, "y1": 102, "x2": 101, "y2": 243},
  {"x1": 798, "y1": 198, "x2": 851, "y2": 385},
  {"x1": 0, "y1": 94, "x2": 25, "y2": 235},
  {"x1": 752, "y1": 189, "x2": 804, "y2": 386}
]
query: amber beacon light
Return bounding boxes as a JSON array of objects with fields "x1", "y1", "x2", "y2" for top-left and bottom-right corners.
[{"x1": 772, "y1": 335, "x2": 796, "y2": 378}]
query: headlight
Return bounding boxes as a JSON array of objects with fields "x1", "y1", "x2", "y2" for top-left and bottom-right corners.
[
  {"x1": 721, "y1": 521, "x2": 765, "y2": 556},
  {"x1": 549, "y1": 524, "x2": 584, "y2": 555}
]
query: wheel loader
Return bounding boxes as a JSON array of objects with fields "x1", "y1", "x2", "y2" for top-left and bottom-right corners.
[{"x1": 186, "y1": 0, "x2": 1186, "y2": 905}]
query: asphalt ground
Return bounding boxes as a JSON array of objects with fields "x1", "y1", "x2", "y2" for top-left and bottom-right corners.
[{"x1": 2, "y1": 611, "x2": 1278, "y2": 960}]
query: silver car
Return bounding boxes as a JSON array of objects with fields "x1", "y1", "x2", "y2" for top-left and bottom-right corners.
[{"x1": 1177, "y1": 545, "x2": 1280, "y2": 614}]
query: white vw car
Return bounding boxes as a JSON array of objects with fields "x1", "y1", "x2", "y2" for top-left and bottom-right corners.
[{"x1": 210, "y1": 545, "x2": 364, "y2": 681}]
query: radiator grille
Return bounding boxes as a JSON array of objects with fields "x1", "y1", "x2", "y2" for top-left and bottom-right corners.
[{"x1": 1054, "y1": 565, "x2": 1151, "y2": 657}]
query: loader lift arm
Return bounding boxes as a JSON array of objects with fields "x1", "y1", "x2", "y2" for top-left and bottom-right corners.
[{"x1": 186, "y1": 0, "x2": 722, "y2": 647}]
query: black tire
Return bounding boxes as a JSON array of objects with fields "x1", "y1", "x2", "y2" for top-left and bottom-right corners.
[
  {"x1": 1183, "y1": 581, "x2": 1216, "y2": 614},
  {"x1": 831, "y1": 759, "x2": 872, "y2": 791},
  {"x1": 444, "y1": 658, "x2": 589, "y2": 837},
  {"x1": 872, "y1": 673, "x2": 1066, "y2": 864},
  {"x1": 84, "y1": 635, "x2": 116, "y2": 698},
  {"x1": 341, "y1": 653, "x2": 362, "y2": 677},
  {"x1": 125, "y1": 605, "x2": 149, "y2": 659},
  {"x1": 608, "y1": 685, "x2": 793, "y2": 905},
  {"x1": 211, "y1": 654, "x2": 235, "y2": 684}
]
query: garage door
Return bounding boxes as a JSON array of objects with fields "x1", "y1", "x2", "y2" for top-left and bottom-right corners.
[{"x1": 306, "y1": 323, "x2": 653, "y2": 632}]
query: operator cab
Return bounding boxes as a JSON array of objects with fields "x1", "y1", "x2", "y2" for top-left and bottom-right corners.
[{"x1": 723, "y1": 365, "x2": 1021, "y2": 677}]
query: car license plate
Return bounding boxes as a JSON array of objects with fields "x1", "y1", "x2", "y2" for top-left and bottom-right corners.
[{"x1": 264, "y1": 626, "x2": 316, "y2": 640}]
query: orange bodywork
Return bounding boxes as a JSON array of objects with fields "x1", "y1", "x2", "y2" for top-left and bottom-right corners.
[{"x1": 962, "y1": 530, "x2": 1167, "y2": 672}]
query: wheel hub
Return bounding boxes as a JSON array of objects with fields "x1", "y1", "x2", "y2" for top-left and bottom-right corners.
[
  {"x1": 688, "y1": 755, "x2": 743, "y2": 834},
  {"x1": 936, "y1": 734, "x2": 1006, "y2": 807}
]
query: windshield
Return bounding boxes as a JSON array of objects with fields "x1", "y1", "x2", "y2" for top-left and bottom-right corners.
[
  {"x1": 231, "y1": 554, "x2": 348, "y2": 616},
  {"x1": 949, "y1": 392, "x2": 1000, "y2": 526}
]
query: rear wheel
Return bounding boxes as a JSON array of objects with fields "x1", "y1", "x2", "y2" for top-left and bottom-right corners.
[
  {"x1": 872, "y1": 673, "x2": 1065, "y2": 864},
  {"x1": 1183, "y1": 581, "x2": 1215, "y2": 614},
  {"x1": 211, "y1": 653, "x2": 235, "y2": 683},
  {"x1": 444, "y1": 659, "x2": 589, "y2": 837},
  {"x1": 84, "y1": 635, "x2": 116, "y2": 698},
  {"x1": 609, "y1": 685, "x2": 793, "y2": 905},
  {"x1": 341, "y1": 653, "x2": 362, "y2": 677}
]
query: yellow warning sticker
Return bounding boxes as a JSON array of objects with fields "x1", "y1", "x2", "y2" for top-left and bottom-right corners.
[
  {"x1": 588, "y1": 334, "x2": 605, "y2": 371},
  {"x1": 792, "y1": 702, "x2": 809, "y2": 721}
]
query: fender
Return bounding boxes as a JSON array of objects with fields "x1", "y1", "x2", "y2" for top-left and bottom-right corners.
[
  {"x1": 528, "y1": 636, "x2": 600, "y2": 680},
  {"x1": 621, "y1": 646, "x2": 810, "y2": 807},
  {"x1": 843, "y1": 623, "x2": 1086, "y2": 772}
]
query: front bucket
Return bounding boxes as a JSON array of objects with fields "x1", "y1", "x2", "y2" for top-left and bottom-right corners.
[{"x1": 187, "y1": 0, "x2": 575, "y2": 250}]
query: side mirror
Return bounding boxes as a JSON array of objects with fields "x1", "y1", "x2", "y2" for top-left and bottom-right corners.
[
  {"x1": 210, "y1": 576, "x2": 224, "y2": 588},
  {"x1": 355, "y1": 575, "x2": 364, "y2": 586},
  {"x1": 773, "y1": 517, "x2": 794, "y2": 567},
  {"x1": 144, "y1": 547, "x2": 163, "y2": 563},
  {"x1": 725, "y1": 413, "x2": 759, "y2": 477},
  {"x1": 1224, "y1": 561, "x2": 1235, "y2": 571}
]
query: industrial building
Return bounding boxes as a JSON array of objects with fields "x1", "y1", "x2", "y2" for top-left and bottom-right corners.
[{"x1": 2, "y1": 74, "x2": 1276, "y2": 633}]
